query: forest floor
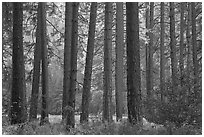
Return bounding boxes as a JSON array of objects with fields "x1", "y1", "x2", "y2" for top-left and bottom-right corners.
[{"x1": 2, "y1": 114, "x2": 201, "y2": 135}]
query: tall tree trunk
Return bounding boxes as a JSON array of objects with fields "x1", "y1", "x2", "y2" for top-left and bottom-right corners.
[
  {"x1": 126, "y1": 2, "x2": 142, "y2": 124},
  {"x1": 62, "y1": 2, "x2": 73, "y2": 121},
  {"x1": 40, "y1": 2, "x2": 49, "y2": 125},
  {"x1": 147, "y1": 2, "x2": 154, "y2": 98},
  {"x1": 191, "y1": 2, "x2": 199, "y2": 100},
  {"x1": 29, "y1": 2, "x2": 42, "y2": 121},
  {"x1": 103, "y1": 2, "x2": 113, "y2": 123},
  {"x1": 169, "y1": 2, "x2": 177, "y2": 101},
  {"x1": 67, "y1": 2, "x2": 79, "y2": 128},
  {"x1": 10, "y1": 2, "x2": 27, "y2": 124},
  {"x1": 186, "y1": 3, "x2": 191, "y2": 97},
  {"x1": 160, "y1": 2, "x2": 165, "y2": 102},
  {"x1": 179, "y1": 3, "x2": 184, "y2": 87},
  {"x1": 115, "y1": 2, "x2": 124, "y2": 121},
  {"x1": 80, "y1": 2, "x2": 97, "y2": 123},
  {"x1": 145, "y1": 2, "x2": 150, "y2": 98}
]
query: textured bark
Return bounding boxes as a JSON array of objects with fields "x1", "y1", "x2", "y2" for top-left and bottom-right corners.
[
  {"x1": 29, "y1": 2, "x2": 42, "y2": 121},
  {"x1": 186, "y1": 3, "x2": 191, "y2": 95},
  {"x1": 191, "y1": 2, "x2": 199, "y2": 99},
  {"x1": 80, "y1": 2, "x2": 97, "y2": 123},
  {"x1": 160, "y1": 2, "x2": 165, "y2": 101},
  {"x1": 147, "y1": 2, "x2": 154, "y2": 98},
  {"x1": 67, "y1": 2, "x2": 79, "y2": 128},
  {"x1": 10, "y1": 2, "x2": 27, "y2": 124},
  {"x1": 115, "y1": 2, "x2": 124, "y2": 121},
  {"x1": 40, "y1": 2, "x2": 49, "y2": 125},
  {"x1": 126, "y1": 2, "x2": 142, "y2": 124},
  {"x1": 179, "y1": 3, "x2": 184, "y2": 87},
  {"x1": 62, "y1": 2, "x2": 73, "y2": 120},
  {"x1": 103, "y1": 2, "x2": 113, "y2": 123},
  {"x1": 145, "y1": 2, "x2": 150, "y2": 98},
  {"x1": 169, "y1": 2, "x2": 177, "y2": 100}
]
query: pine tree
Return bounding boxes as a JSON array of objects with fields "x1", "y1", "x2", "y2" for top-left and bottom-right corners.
[
  {"x1": 10, "y1": 2, "x2": 27, "y2": 124},
  {"x1": 115, "y1": 2, "x2": 124, "y2": 121},
  {"x1": 126, "y1": 2, "x2": 142, "y2": 124},
  {"x1": 80, "y1": 2, "x2": 97, "y2": 123}
]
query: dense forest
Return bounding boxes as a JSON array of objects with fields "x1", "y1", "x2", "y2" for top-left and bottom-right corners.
[{"x1": 2, "y1": 2, "x2": 202, "y2": 135}]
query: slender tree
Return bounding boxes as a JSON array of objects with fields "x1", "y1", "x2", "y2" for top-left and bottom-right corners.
[
  {"x1": 179, "y1": 3, "x2": 184, "y2": 87},
  {"x1": 80, "y1": 2, "x2": 97, "y2": 123},
  {"x1": 191, "y1": 2, "x2": 199, "y2": 99},
  {"x1": 146, "y1": 2, "x2": 154, "y2": 98},
  {"x1": 62, "y1": 2, "x2": 73, "y2": 120},
  {"x1": 40, "y1": 2, "x2": 49, "y2": 125},
  {"x1": 103, "y1": 2, "x2": 113, "y2": 122},
  {"x1": 10, "y1": 2, "x2": 27, "y2": 124},
  {"x1": 145, "y1": 2, "x2": 150, "y2": 98},
  {"x1": 169, "y1": 2, "x2": 177, "y2": 100},
  {"x1": 115, "y1": 2, "x2": 124, "y2": 121},
  {"x1": 126, "y1": 2, "x2": 142, "y2": 124},
  {"x1": 186, "y1": 3, "x2": 191, "y2": 95},
  {"x1": 29, "y1": 2, "x2": 42, "y2": 121},
  {"x1": 67, "y1": 2, "x2": 79, "y2": 128},
  {"x1": 160, "y1": 2, "x2": 165, "y2": 101}
]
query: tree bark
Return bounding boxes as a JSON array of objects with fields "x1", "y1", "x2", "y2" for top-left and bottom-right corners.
[
  {"x1": 148, "y1": 2, "x2": 154, "y2": 98},
  {"x1": 80, "y1": 2, "x2": 97, "y2": 123},
  {"x1": 145, "y1": 2, "x2": 150, "y2": 98},
  {"x1": 10, "y1": 2, "x2": 27, "y2": 124},
  {"x1": 115, "y1": 2, "x2": 124, "y2": 121},
  {"x1": 191, "y1": 2, "x2": 199, "y2": 99},
  {"x1": 186, "y1": 3, "x2": 191, "y2": 96},
  {"x1": 67, "y1": 2, "x2": 79, "y2": 128},
  {"x1": 169, "y1": 2, "x2": 177, "y2": 100},
  {"x1": 103, "y1": 2, "x2": 113, "y2": 123},
  {"x1": 160, "y1": 2, "x2": 165, "y2": 102},
  {"x1": 39, "y1": 2, "x2": 49, "y2": 125},
  {"x1": 126, "y1": 2, "x2": 142, "y2": 124},
  {"x1": 62, "y1": 2, "x2": 73, "y2": 120},
  {"x1": 179, "y1": 3, "x2": 184, "y2": 87},
  {"x1": 29, "y1": 2, "x2": 42, "y2": 121}
]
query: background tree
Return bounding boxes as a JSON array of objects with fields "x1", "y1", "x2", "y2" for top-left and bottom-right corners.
[
  {"x1": 126, "y1": 2, "x2": 142, "y2": 124},
  {"x1": 191, "y1": 2, "x2": 199, "y2": 100},
  {"x1": 40, "y1": 2, "x2": 49, "y2": 125},
  {"x1": 160, "y1": 2, "x2": 165, "y2": 101},
  {"x1": 179, "y1": 3, "x2": 184, "y2": 87},
  {"x1": 62, "y1": 2, "x2": 73, "y2": 120},
  {"x1": 115, "y1": 2, "x2": 124, "y2": 121},
  {"x1": 146, "y1": 2, "x2": 154, "y2": 98},
  {"x1": 29, "y1": 2, "x2": 42, "y2": 121},
  {"x1": 103, "y1": 2, "x2": 113, "y2": 122},
  {"x1": 10, "y1": 2, "x2": 27, "y2": 125},
  {"x1": 169, "y1": 2, "x2": 177, "y2": 101},
  {"x1": 80, "y1": 2, "x2": 97, "y2": 123}
]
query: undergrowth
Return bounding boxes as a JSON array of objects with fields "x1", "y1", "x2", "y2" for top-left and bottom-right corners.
[{"x1": 2, "y1": 116, "x2": 201, "y2": 135}]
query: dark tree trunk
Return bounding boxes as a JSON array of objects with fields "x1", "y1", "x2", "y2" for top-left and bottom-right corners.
[
  {"x1": 39, "y1": 2, "x2": 49, "y2": 125},
  {"x1": 160, "y1": 2, "x2": 165, "y2": 102},
  {"x1": 103, "y1": 2, "x2": 113, "y2": 123},
  {"x1": 126, "y1": 2, "x2": 142, "y2": 124},
  {"x1": 62, "y1": 2, "x2": 73, "y2": 121},
  {"x1": 10, "y1": 2, "x2": 27, "y2": 124},
  {"x1": 67, "y1": 2, "x2": 79, "y2": 128},
  {"x1": 169, "y1": 2, "x2": 177, "y2": 101},
  {"x1": 115, "y1": 2, "x2": 124, "y2": 121},
  {"x1": 80, "y1": 2, "x2": 97, "y2": 123},
  {"x1": 147, "y1": 2, "x2": 154, "y2": 98},
  {"x1": 179, "y1": 3, "x2": 184, "y2": 87},
  {"x1": 29, "y1": 2, "x2": 42, "y2": 121}
]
